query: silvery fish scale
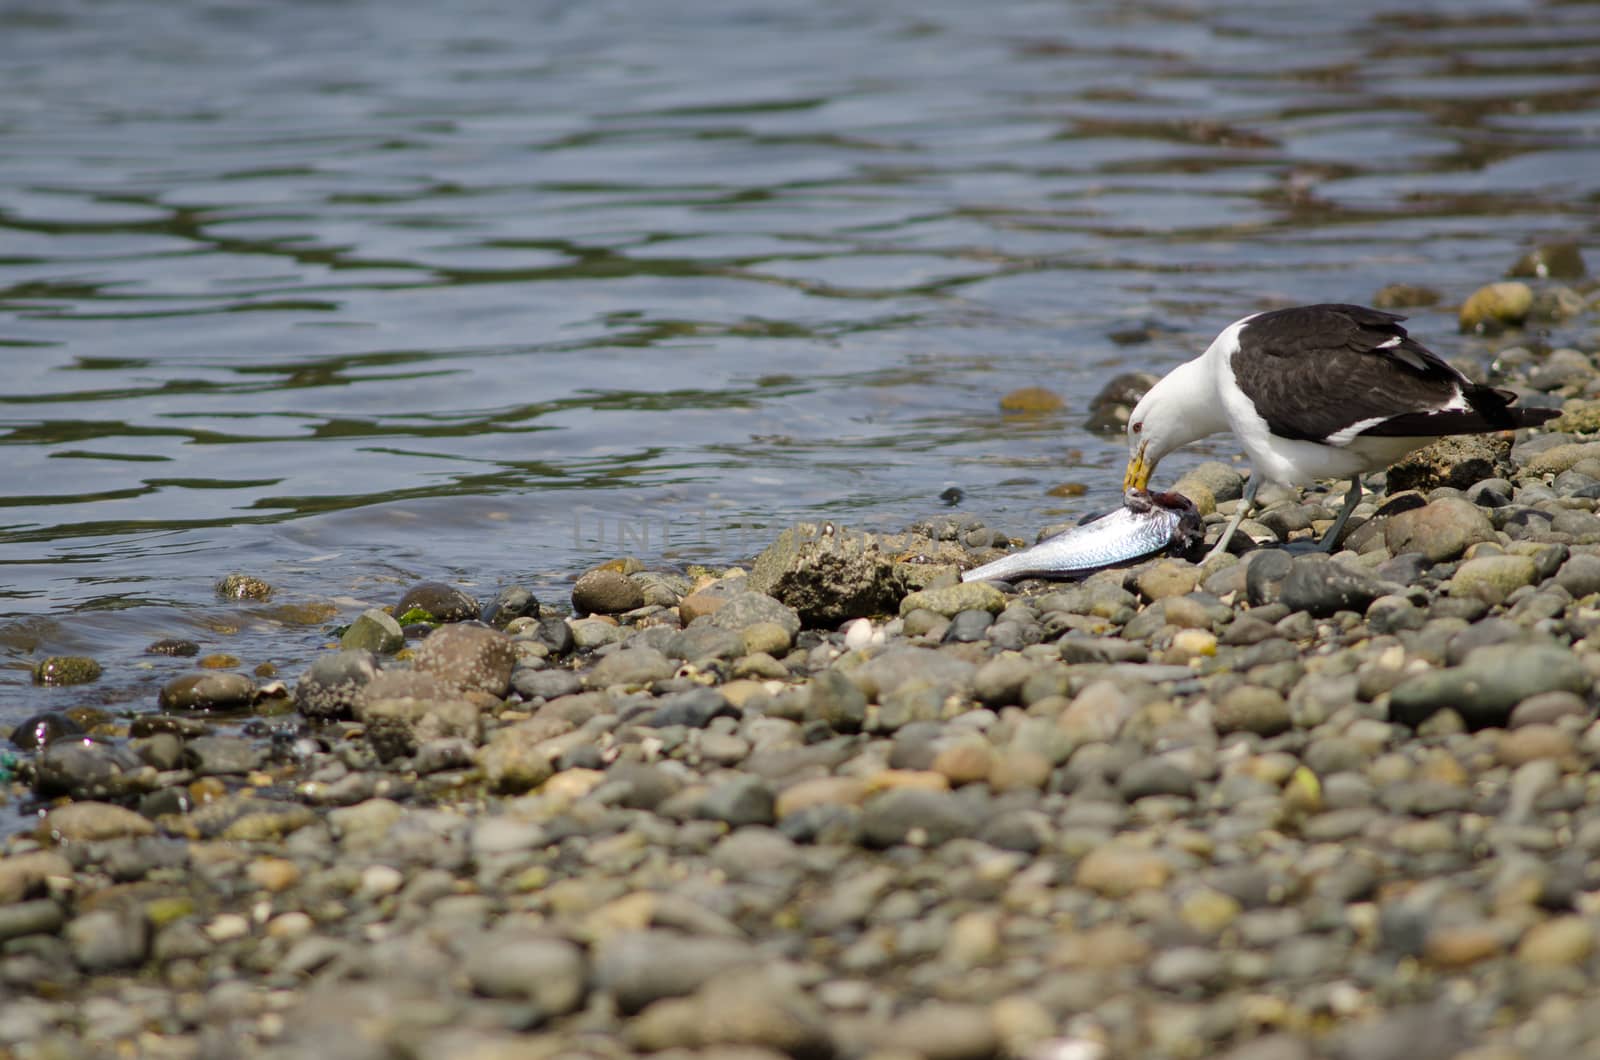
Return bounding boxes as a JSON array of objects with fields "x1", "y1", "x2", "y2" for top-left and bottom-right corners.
[{"x1": 962, "y1": 489, "x2": 1202, "y2": 582}]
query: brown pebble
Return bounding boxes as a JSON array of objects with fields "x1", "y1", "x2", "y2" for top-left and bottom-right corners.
[
  {"x1": 1516, "y1": 916, "x2": 1595, "y2": 967},
  {"x1": 1424, "y1": 923, "x2": 1503, "y2": 967},
  {"x1": 775, "y1": 776, "x2": 869, "y2": 818},
  {"x1": 863, "y1": 770, "x2": 951, "y2": 795},
  {"x1": 988, "y1": 749, "x2": 1052, "y2": 792},
  {"x1": 189, "y1": 776, "x2": 227, "y2": 804},
  {"x1": 999, "y1": 386, "x2": 1064, "y2": 413},
  {"x1": 931, "y1": 742, "x2": 995, "y2": 786},
  {"x1": 1496, "y1": 725, "x2": 1576, "y2": 768},
  {"x1": 247, "y1": 857, "x2": 302, "y2": 893},
  {"x1": 1075, "y1": 843, "x2": 1170, "y2": 897},
  {"x1": 1136, "y1": 560, "x2": 1199, "y2": 601},
  {"x1": 677, "y1": 591, "x2": 728, "y2": 625}
]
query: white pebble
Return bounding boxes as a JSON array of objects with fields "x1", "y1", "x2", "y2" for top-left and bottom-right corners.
[
  {"x1": 843, "y1": 618, "x2": 874, "y2": 652},
  {"x1": 205, "y1": 913, "x2": 250, "y2": 942},
  {"x1": 360, "y1": 864, "x2": 405, "y2": 899}
]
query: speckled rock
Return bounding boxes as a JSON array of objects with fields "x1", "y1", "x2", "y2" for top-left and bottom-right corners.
[
  {"x1": 411, "y1": 623, "x2": 516, "y2": 697},
  {"x1": 30, "y1": 655, "x2": 102, "y2": 687},
  {"x1": 216, "y1": 573, "x2": 272, "y2": 600},
  {"x1": 748, "y1": 524, "x2": 905, "y2": 626},
  {"x1": 363, "y1": 696, "x2": 481, "y2": 762},
  {"x1": 1386, "y1": 434, "x2": 1512, "y2": 493},
  {"x1": 294, "y1": 650, "x2": 380, "y2": 720}
]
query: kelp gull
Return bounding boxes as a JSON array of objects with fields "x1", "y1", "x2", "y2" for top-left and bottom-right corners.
[{"x1": 1123, "y1": 303, "x2": 1558, "y2": 558}]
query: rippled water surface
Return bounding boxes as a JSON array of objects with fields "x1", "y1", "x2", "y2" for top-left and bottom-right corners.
[{"x1": 3, "y1": 0, "x2": 1600, "y2": 721}]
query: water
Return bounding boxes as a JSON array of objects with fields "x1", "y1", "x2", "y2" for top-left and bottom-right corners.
[{"x1": 3, "y1": 0, "x2": 1599, "y2": 723}]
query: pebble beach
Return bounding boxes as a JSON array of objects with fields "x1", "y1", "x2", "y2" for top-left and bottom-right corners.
[{"x1": 8, "y1": 265, "x2": 1600, "y2": 1060}]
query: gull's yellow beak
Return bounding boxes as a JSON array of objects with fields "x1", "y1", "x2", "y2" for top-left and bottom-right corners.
[{"x1": 1123, "y1": 442, "x2": 1152, "y2": 491}]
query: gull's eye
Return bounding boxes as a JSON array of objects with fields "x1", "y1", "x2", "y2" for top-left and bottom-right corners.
[{"x1": 1131, "y1": 422, "x2": 1143, "y2": 434}]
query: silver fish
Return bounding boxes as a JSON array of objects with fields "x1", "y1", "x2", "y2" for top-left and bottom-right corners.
[{"x1": 962, "y1": 489, "x2": 1202, "y2": 582}]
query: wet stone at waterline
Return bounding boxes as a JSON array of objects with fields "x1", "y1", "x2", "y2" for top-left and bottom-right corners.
[
  {"x1": 157, "y1": 672, "x2": 256, "y2": 713},
  {"x1": 31, "y1": 656, "x2": 101, "y2": 687},
  {"x1": 7, "y1": 711, "x2": 85, "y2": 750},
  {"x1": 394, "y1": 581, "x2": 480, "y2": 624},
  {"x1": 215, "y1": 573, "x2": 273, "y2": 601}
]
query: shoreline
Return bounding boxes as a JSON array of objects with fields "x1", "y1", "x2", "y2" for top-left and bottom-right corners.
[{"x1": 5, "y1": 279, "x2": 1600, "y2": 1058}]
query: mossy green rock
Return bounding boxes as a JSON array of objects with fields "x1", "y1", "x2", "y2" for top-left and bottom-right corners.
[
  {"x1": 1459, "y1": 281, "x2": 1533, "y2": 333},
  {"x1": 32, "y1": 656, "x2": 101, "y2": 687},
  {"x1": 340, "y1": 608, "x2": 405, "y2": 655}
]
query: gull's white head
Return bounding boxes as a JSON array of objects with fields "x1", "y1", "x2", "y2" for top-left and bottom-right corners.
[
  {"x1": 1124, "y1": 381, "x2": 1174, "y2": 491},
  {"x1": 1122, "y1": 356, "x2": 1222, "y2": 491}
]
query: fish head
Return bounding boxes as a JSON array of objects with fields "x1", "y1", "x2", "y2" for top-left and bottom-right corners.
[{"x1": 1149, "y1": 490, "x2": 1205, "y2": 557}]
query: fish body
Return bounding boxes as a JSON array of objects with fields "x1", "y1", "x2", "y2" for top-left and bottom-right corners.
[{"x1": 961, "y1": 489, "x2": 1202, "y2": 582}]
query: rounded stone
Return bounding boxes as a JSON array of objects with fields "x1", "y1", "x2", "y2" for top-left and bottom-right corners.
[
  {"x1": 465, "y1": 933, "x2": 588, "y2": 1014},
  {"x1": 1508, "y1": 242, "x2": 1587, "y2": 281},
  {"x1": 293, "y1": 650, "x2": 380, "y2": 720},
  {"x1": 8, "y1": 711, "x2": 84, "y2": 750},
  {"x1": 571, "y1": 568, "x2": 645, "y2": 616},
  {"x1": 931, "y1": 742, "x2": 995, "y2": 787},
  {"x1": 340, "y1": 609, "x2": 405, "y2": 655},
  {"x1": 394, "y1": 581, "x2": 480, "y2": 623},
  {"x1": 481, "y1": 586, "x2": 540, "y2": 629},
  {"x1": 1075, "y1": 843, "x2": 1171, "y2": 897},
  {"x1": 216, "y1": 573, "x2": 273, "y2": 600},
  {"x1": 411, "y1": 623, "x2": 516, "y2": 697},
  {"x1": 1515, "y1": 916, "x2": 1594, "y2": 967},
  {"x1": 1495, "y1": 725, "x2": 1575, "y2": 767},
  {"x1": 585, "y1": 646, "x2": 675, "y2": 689},
  {"x1": 31, "y1": 656, "x2": 102, "y2": 687},
  {"x1": 1137, "y1": 560, "x2": 1200, "y2": 601},
  {"x1": 1384, "y1": 498, "x2": 1495, "y2": 563},
  {"x1": 39, "y1": 802, "x2": 155, "y2": 842},
  {"x1": 159, "y1": 671, "x2": 256, "y2": 712},
  {"x1": 899, "y1": 581, "x2": 1006, "y2": 618},
  {"x1": 66, "y1": 907, "x2": 149, "y2": 972},
  {"x1": 1214, "y1": 685, "x2": 1292, "y2": 737},
  {"x1": 859, "y1": 789, "x2": 979, "y2": 848},
  {"x1": 1450, "y1": 554, "x2": 1537, "y2": 606},
  {"x1": 1459, "y1": 281, "x2": 1533, "y2": 333}
]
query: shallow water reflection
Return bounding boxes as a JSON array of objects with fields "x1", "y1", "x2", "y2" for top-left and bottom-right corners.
[{"x1": 2, "y1": 0, "x2": 1599, "y2": 720}]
